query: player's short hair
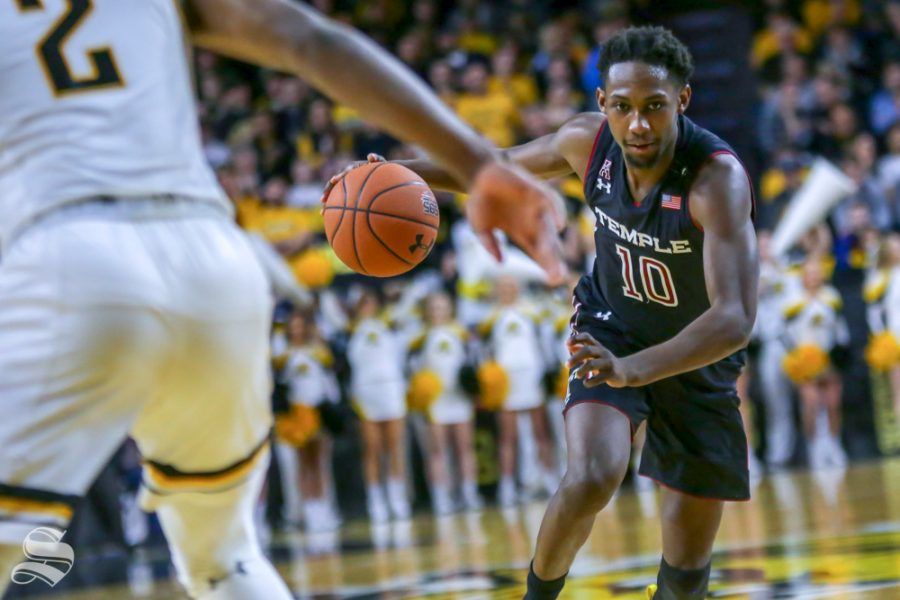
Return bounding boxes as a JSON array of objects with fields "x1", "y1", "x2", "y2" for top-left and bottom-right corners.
[{"x1": 599, "y1": 26, "x2": 694, "y2": 87}]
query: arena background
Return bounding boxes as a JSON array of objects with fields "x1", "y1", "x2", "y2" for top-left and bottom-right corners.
[{"x1": 6, "y1": 0, "x2": 900, "y2": 596}]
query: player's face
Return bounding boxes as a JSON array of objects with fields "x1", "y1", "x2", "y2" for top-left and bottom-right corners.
[{"x1": 597, "y1": 62, "x2": 691, "y2": 170}]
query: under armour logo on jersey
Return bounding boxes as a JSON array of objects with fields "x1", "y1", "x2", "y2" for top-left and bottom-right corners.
[
  {"x1": 598, "y1": 159, "x2": 613, "y2": 181},
  {"x1": 595, "y1": 311, "x2": 612, "y2": 321},
  {"x1": 596, "y1": 179, "x2": 611, "y2": 194}
]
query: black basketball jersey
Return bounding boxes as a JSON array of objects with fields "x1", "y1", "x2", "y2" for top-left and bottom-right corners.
[{"x1": 575, "y1": 114, "x2": 753, "y2": 354}]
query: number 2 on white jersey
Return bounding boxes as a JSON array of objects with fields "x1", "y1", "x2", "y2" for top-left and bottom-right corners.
[
  {"x1": 14, "y1": 0, "x2": 124, "y2": 96},
  {"x1": 615, "y1": 244, "x2": 679, "y2": 307}
]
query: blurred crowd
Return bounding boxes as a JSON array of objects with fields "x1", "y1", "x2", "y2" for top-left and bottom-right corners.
[{"x1": 123, "y1": 0, "x2": 900, "y2": 539}]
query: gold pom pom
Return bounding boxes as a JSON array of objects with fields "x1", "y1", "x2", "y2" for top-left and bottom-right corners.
[
  {"x1": 555, "y1": 364, "x2": 570, "y2": 399},
  {"x1": 865, "y1": 331, "x2": 900, "y2": 372},
  {"x1": 782, "y1": 343, "x2": 830, "y2": 384},
  {"x1": 477, "y1": 361, "x2": 509, "y2": 411},
  {"x1": 407, "y1": 370, "x2": 443, "y2": 412},
  {"x1": 293, "y1": 248, "x2": 334, "y2": 289},
  {"x1": 274, "y1": 404, "x2": 322, "y2": 447}
]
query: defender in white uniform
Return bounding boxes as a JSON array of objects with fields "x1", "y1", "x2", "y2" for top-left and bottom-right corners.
[{"x1": 0, "y1": 0, "x2": 569, "y2": 597}]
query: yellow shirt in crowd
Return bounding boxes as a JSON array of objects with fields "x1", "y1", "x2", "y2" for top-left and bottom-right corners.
[{"x1": 455, "y1": 91, "x2": 519, "y2": 148}]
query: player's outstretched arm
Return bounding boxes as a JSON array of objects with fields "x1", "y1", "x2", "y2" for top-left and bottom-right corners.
[
  {"x1": 186, "y1": 0, "x2": 491, "y2": 186},
  {"x1": 186, "y1": 0, "x2": 568, "y2": 283},
  {"x1": 394, "y1": 112, "x2": 605, "y2": 193},
  {"x1": 570, "y1": 154, "x2": 758, "y2": 388}
]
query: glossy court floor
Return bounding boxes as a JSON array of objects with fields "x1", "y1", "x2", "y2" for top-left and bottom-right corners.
[{"x1": 18, "y1": 458, "x2": 900, "y2": 599}]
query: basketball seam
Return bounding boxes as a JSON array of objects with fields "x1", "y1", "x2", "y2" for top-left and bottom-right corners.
[
  {"x1": 351, "y1": 163, "x2": 387, "y2": 275},
  {"x1": 365, "y1": 179, "x2": 436, "y2": 272},
  {"x1": 365, "y1": 209, "x2": 415, "y2": 268},
  {"x1": 366, "y1": 181, "x2": 427, "y2": 211},
  {"x1": 322, "y1": 206, "x2": 439, "y2": 230}
]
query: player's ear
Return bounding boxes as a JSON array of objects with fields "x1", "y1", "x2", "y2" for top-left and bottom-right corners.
[
  {"x1": 677, "y1": 84, "x2": 692, "y2": 114},
  {"x1": 596, "y1": 88, "x2": 606, "y2": 113}
]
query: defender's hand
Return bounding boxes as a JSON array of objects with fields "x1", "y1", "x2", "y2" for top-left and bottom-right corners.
[
  {"x1": 466, "y1": 163, "x2": 568, "y2": 286},
  {"x1": 319, "y1": 153, "x2": 386, "y2": 207},
  {"x1": 567, "y1": 332, "x2": 631, "y2": 388}
]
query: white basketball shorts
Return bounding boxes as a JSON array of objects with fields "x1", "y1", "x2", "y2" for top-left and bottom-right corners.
[{"x1": 0, "y1": 198, "x2": 273, "y2": 544}]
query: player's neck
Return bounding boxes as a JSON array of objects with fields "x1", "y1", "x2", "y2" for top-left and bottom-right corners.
[{"x1": 623, "y1": 139, "x2": 677, "y2": 203}]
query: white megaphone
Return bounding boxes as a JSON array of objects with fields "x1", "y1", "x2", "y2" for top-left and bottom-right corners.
[{"x1": 771, "y1": 157, "x2": 857, "y2": 257}]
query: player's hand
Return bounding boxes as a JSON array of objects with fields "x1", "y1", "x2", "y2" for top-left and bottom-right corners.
[
  {"x1": 566, "y1": 332, "x2": 631, "y2": 388},
  {"x1": 319, "y1": 153, "x2": 386, "y2": 208},
  {"x1": 466, "y1": 162, "x2": 568, "y2": 286}
]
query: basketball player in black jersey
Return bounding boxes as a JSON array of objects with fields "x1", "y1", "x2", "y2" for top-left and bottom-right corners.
[{"x1": 331, "y1": 25, "x2": 757, "y2": 600}]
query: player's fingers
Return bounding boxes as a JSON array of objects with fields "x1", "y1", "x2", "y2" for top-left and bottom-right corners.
[
  {"x1": 575, "y1": 358, "x2": 612, "y2": 384},
  {"x1": 477, "y1": 230, "x2": 503, "y2": 262},
  {"x1": 569, "y1": 331, "x2": 600, "y2": 347},
  {"x1": 518, "y1": 212, "x2": 567, "y2": 287},
  {"x1": 320, "y1": 160, "x2": 369, "y2": 204},
  {"x1": 537, "y1": 186, "x2": 567, "y2": 232},
  {"x1": 566, "y1": 345, "x2": 601, "y2": 368},
  {"x1": 367, "y1": 153, "x2": 386, "y2": 163}
]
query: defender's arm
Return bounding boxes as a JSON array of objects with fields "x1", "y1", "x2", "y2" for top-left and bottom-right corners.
[
  {"x1": 184, "y1": 0, "x2": 568, "y2": 282},
  {"x1": 185, "y1": 0, "x2": 492, "y2": 186}
]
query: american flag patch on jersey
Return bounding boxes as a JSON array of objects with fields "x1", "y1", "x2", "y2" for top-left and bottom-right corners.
[{"x1": 661, "y1": 194, "x2": 682, "y2": 210}]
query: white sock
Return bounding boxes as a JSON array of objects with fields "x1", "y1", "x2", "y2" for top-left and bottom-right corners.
[{"x1": 199, "y1": 557, "x2": 293, "y2": 600}]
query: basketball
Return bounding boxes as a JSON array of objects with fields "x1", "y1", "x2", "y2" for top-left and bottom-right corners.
[{"x1": 323, "y1": 162, "x2": 440, "y2": 277}]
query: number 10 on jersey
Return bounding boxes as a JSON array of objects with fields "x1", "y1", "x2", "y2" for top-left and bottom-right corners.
[{"x1": 615, "y1": 244, "x2": 679, "y2": 307}]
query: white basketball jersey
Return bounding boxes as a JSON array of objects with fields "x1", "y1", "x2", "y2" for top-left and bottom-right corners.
[{"x1": 0, "y1": 0, "x2": 229, "y2": 246}]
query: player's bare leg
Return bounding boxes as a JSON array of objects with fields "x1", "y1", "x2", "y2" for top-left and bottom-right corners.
[
  {"x1": 525, "y1": 403, "x2": 631, "y2": 599},
  {"x1": 650, "y1": 489, "x2": 724, "y2": 598}
]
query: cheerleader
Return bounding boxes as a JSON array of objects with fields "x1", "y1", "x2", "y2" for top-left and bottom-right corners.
[
  {"x1": 783, "y1": 258, "x2": 849, "y2": 469},
  {"x1": 753, "y1": 231, "x2": 800, "y2": 468},
  {"x1": 864, "y1": 233, "x2": 900, "y2": 416},
  {"x1": 409, "y1": 292, "x2": 482, "y2": 514},
  {"x1": 482, "y1": 276, "x2": 557, "y2": 506},
  {"x1": 284, "y1": 309, "x2": 341, "y2": 532},
  {"x1": 347, "y1": 289, "x2": 410, "y2": 522}
]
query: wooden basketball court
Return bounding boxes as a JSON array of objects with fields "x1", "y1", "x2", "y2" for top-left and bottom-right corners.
[{"x1": 18, "y1": 458, "x2": 900, "y2": 599}]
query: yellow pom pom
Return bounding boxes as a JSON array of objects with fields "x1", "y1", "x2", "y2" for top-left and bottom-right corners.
[
  {"x1": 477, "y1": 361, "x2": 509, "y2": 411},
  {"x1": 274, "y1": 404, "x2": 321, "y2": 447},
  {"x1": 293, "y1": 248, "x2": 334, "y2": 289},
  {"x1": 555, "y1": 364, "x2": 570, "y2": 399},
  {"x1": 407, "y1": 370, "x2": 443, "y2": 412},
  {"x1": 865, "y1": 332, "x2": 900, "y2": 372},
  {"x1": 782, "y1": 344, "x2": 830, "y2": 384}
]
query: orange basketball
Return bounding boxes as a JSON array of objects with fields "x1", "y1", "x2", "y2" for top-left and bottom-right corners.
[{"x1": 323, "y1": 162, "x2": 440, "y2": 278}]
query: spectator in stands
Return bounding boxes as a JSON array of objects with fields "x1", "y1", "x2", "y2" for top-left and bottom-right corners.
[
  {"x1": 869, "y1": 61, "x2": 900, "y2": 136},
  {"x1": 455, "y1": 61, "x2": 519, "y2": 147}
]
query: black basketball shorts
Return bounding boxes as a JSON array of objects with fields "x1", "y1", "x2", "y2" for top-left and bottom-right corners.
[{"x1": 563, "y1": 308, "x2": 750, "y2": 501}]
